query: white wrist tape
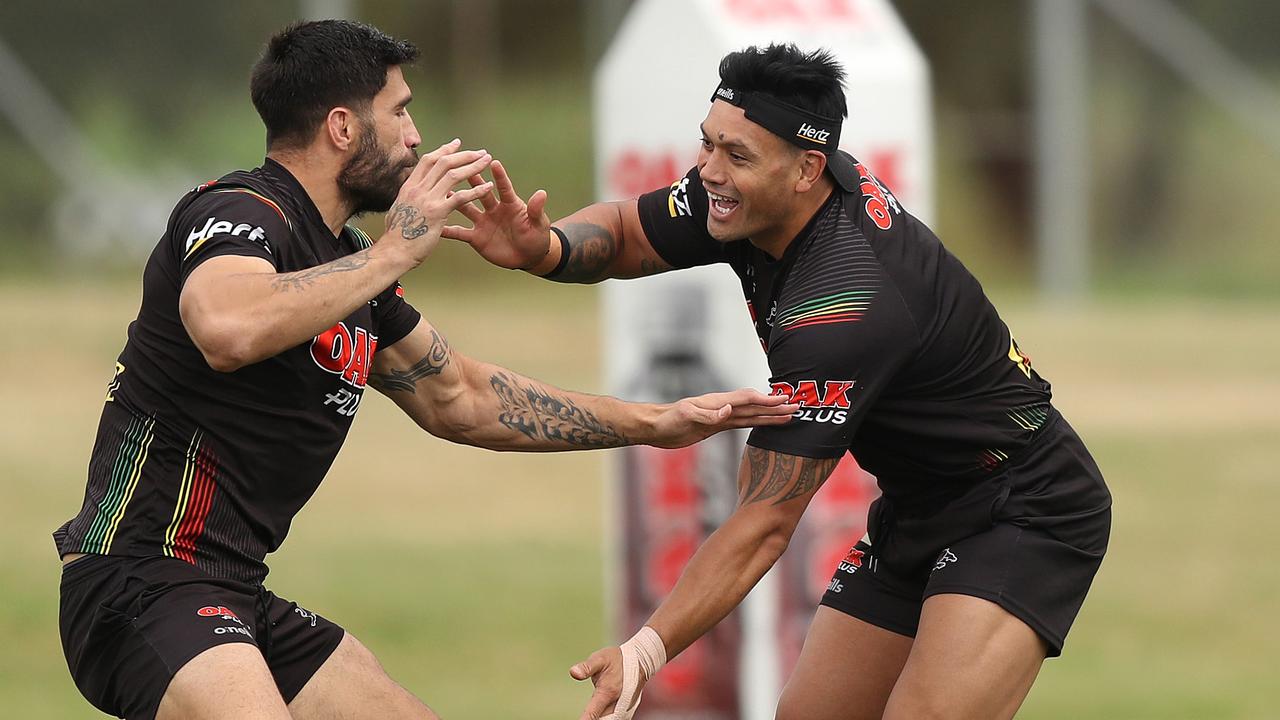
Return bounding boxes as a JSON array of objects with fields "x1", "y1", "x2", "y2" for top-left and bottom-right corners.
[{"x1": 604, "y1": 626, "x2": 668, "y2": 720}]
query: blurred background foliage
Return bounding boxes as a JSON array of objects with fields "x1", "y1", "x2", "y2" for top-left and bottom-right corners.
[{"x1": 1, "y1": 0, "x2": 1277, "y2": 296}]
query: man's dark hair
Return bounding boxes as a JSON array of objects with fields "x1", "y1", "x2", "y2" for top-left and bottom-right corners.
[
  {"x1": 250, "y1": 20, "x2": 419, "y2": 149},
  {"x1": 718, "y1": 44, "x2": 848, "y2": 121}
]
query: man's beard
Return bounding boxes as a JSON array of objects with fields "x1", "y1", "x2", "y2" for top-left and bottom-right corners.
[{"x1": 338, "y1": 129, "x2": 414, "y2": 216}]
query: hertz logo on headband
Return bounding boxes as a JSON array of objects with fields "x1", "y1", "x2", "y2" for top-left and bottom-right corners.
[{"x1": 796, "y1": 122, "x2": 831, "y2": 145}]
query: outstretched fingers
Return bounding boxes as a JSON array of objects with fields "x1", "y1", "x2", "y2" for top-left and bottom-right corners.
[
  {"x1": 491, "y1": 160, "x2": 521, "y2": 204},
  {"x1": 443, "y1": 181, "x2": 495, "y2": 213},
  {"x1": 465, "y1": 173, "x2": 499, "y2": 211},
  {"x1": 421, "y1": 149, "x2": 492, "y2": 193},
  {"x1": 408, "y1": 138, "x2": 462, "y2": 184}
]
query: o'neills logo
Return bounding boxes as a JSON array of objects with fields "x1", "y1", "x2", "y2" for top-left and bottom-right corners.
[
  {"x1": 715, "y1": 87, "x2": 736, "y2": 101},
  {"x1": 796, "y1": 123, "x2": 831, "y2": 145}
]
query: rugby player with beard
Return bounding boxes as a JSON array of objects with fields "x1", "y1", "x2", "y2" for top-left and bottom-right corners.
[{"x1": 53, "y1": 21, "x2": 795, "y2": 720}]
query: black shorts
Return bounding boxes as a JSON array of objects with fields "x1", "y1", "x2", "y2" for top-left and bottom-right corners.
[
  {"x1": 59, "y1": 554, "x2": 345, "y2": 720},
  {"x1": 820, "y1": 413, "x2": 1111, "y2": 657}
]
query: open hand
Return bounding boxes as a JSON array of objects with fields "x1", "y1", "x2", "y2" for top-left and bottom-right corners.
[
  {"x1": 382, "y1": 139, "x2": 495, "y2": 266},
  {"x1": 649, "y1": 388, "x2": 798, "y2": 449},
  {"x1": 441, "y1": 160, "x2": 553, "y2": 270}
]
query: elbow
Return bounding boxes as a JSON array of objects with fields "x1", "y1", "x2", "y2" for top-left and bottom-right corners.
[
  {"x1": 420, "y1": 413, "x2": 478, "y2": 445},
  {"x1": 759, "y1": 524, "x2": 793, "y2": 565},
  {"x1": 196, "y1": 330, "x2": 258, "y2": 373},
  {"x1": 184, "y1": 314, "x2": 260, "y2": 373}
]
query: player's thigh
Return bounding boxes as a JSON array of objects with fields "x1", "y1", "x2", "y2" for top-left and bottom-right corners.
[
  {"x1": 157, "y1": 643, "x2": 290, "y2": 720},
  {"x1": 776, "y1": 606, "x2": 913, "y2": 720},
  {"x1": 883, "y1": 593, "x2": 1046, "y2": 720},
  {"x1": 288, "y1": 632, "x2": 440, "y2": 720}
]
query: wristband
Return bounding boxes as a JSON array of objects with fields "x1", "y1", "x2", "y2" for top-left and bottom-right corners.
[
  {"x1": 543, "y1": 226, "x2": 572, "y2": 278},
  {"x1": 605, "y1": 626, "x2": 667, "y2": 720}
]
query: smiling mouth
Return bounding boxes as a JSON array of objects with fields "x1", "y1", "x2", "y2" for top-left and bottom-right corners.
[{"x1": 706, "y1": 189, "x2": 739, "y2": 218}]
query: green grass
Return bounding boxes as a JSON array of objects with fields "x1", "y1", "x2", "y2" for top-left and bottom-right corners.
[{"x1": 2, "y1": 276, "x2": 1277, "y2": 718}]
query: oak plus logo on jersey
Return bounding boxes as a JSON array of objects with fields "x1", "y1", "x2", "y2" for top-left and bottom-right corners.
[
  {"x1": 770, "y1": 379, "x2": 855, "y2": 423},
  {"x1": 854, "y1": 161, "x2": 901, "y2": 231},
  {"x1": 311, "y1": 322, "x2": 379, "y2": 417},
  {"x1": 185, "y1": 217, "x2": 270, "y2": 256}
]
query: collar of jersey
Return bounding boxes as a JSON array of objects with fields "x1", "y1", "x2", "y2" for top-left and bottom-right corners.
[{"x1": 261, "y1": 158, "x2": 335, "y2": 242}]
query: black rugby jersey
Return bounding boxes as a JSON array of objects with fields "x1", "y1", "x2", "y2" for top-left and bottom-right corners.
[
  {"x1": 637, "y1": 156, "x2": 1054, "y2": 499},
  {"x1": 54, "y1": 159, "x2": 420, "y2": 583}
]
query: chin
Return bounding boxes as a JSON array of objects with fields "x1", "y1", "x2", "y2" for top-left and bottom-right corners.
[{"x1": 706, "y1": 219, "x2": 747, "y2": 243}]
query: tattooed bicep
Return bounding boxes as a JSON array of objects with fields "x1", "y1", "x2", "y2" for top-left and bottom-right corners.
[{"x1": 739, "y1": 447, "x2": 839, "y2": 506}]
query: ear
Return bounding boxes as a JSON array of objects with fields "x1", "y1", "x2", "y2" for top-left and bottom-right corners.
[
  {"x1": 795, "y1": 150, "x2": 828, "y2": 193},
  {"x1": 324, "y1": 107, "x2": 359, "y2": 151}
]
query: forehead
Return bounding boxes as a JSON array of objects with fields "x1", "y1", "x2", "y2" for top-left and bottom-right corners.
[
  {"x1": 702, "y1": 100, "x2": 788, "y2": 155},
  {"x1": 373, "y1": 66, "x2": 410, "y2": 105}
]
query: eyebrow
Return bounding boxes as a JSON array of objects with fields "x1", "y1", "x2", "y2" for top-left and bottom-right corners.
[
  {"x1": 396, "y1": 94, "x2": 413, "y2": 109},
  {"x1": 700, "y1": 123, "x2": 754, "y2": 155}
]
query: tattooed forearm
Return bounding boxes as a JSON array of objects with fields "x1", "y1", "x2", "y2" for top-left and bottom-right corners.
[
  {"x1": 368, "y1": 330, "x2": 450, "y2": 394},
  {"x1": 551, "y1": 223, "x2": 619, "y2": 283},
  {"x1": 740, "y1": 447, "x2": 838, "y2": 506},
  {"x1": 270, "y1": 250, "x2": 372, "y2": 292},
  {"x1": 488, "y1": 371, "x2": 629, "y2": 448},
  {"x1": 386, "y1": 202, "x2": 431, "y2": 240}
]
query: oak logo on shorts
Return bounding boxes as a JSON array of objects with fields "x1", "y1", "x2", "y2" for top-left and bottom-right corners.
[
  {"x1": 310, "y1": 322, "x2": 378, "y2": 389},
  {"x1": 196, "y1": 605, "x2": 239, "y2": 620},
  {"x1": 770, "y1": 379, "x2": 855, "y2": 424}
]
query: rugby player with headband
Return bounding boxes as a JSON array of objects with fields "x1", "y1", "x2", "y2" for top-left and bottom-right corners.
[{"x1": 449, "y1": 43, "x2": 1111, "y2": 720}]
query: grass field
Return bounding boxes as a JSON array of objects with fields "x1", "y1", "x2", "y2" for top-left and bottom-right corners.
[{"x1": 2, "y1": 273, "x2": 1277, "y2": 719}]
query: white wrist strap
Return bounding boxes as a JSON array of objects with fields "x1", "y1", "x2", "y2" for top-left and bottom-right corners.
[{"x1": 604, "y1": 626, "x2": 668, "y2": 720}]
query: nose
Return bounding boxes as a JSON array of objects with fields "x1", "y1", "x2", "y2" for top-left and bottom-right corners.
[
  {"x1": 699, "y1": 147, "x2": 728, "y2": 186},
  {"x1": 404, "y1": 110, "x2": 421, "y2": 149}
]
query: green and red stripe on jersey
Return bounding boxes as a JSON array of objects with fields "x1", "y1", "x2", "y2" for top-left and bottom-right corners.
[
  {"x1": 79, "y1": 414, "x2": 155, "y2": 554},
  {"x1": 776, "y1": 289, "x2": 876, "y2": 330},
  {"x1": 162, "y1": 430, "x2": 219, "y2": 563}
]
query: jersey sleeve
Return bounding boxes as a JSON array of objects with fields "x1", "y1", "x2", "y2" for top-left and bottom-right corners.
[
  {"x1": 371, "y1": 282, "x2": 422, "y2": 349},
  {"x1": 747, "y1": 289, "x2": 919, "y2": 459},
  {"x1": 174, "y1": 187, "x2": 287, "y2": 283},
  {"x1": 635, "y1": 166, "x2": 729, "y2": 268}
]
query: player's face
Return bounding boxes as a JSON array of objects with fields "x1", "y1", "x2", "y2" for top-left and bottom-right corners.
[
  {"x1": 338, "y1": 66, "x2": 422, "y2": 214},
  {"x1": 696, "y1": 101, "x2": 807, "y2": 247}
]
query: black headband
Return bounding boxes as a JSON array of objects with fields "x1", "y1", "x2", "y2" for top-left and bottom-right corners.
[{"x1": 711, "y1": 84, "x2": 842, "y2": 154}]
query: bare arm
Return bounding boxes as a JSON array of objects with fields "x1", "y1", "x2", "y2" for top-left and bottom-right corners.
[
  {"x1": 443, "y1": 160, "x2": 674, "y2": 283},
  {"x1": 179, "y1": 142, "x2": 494, "y2": 372},
  {"x1": 571, "y1": 447, "x2": 841, "y2": 719},
  {"x1": 368, "y1": 318, "x2": 795, "y2": 451},
  {"x1": 646, "y1": 447, "x2": 841, "y2": 655},
  {"x1": 180, "y1": 249, "x2": 411, "y2": 372}
]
